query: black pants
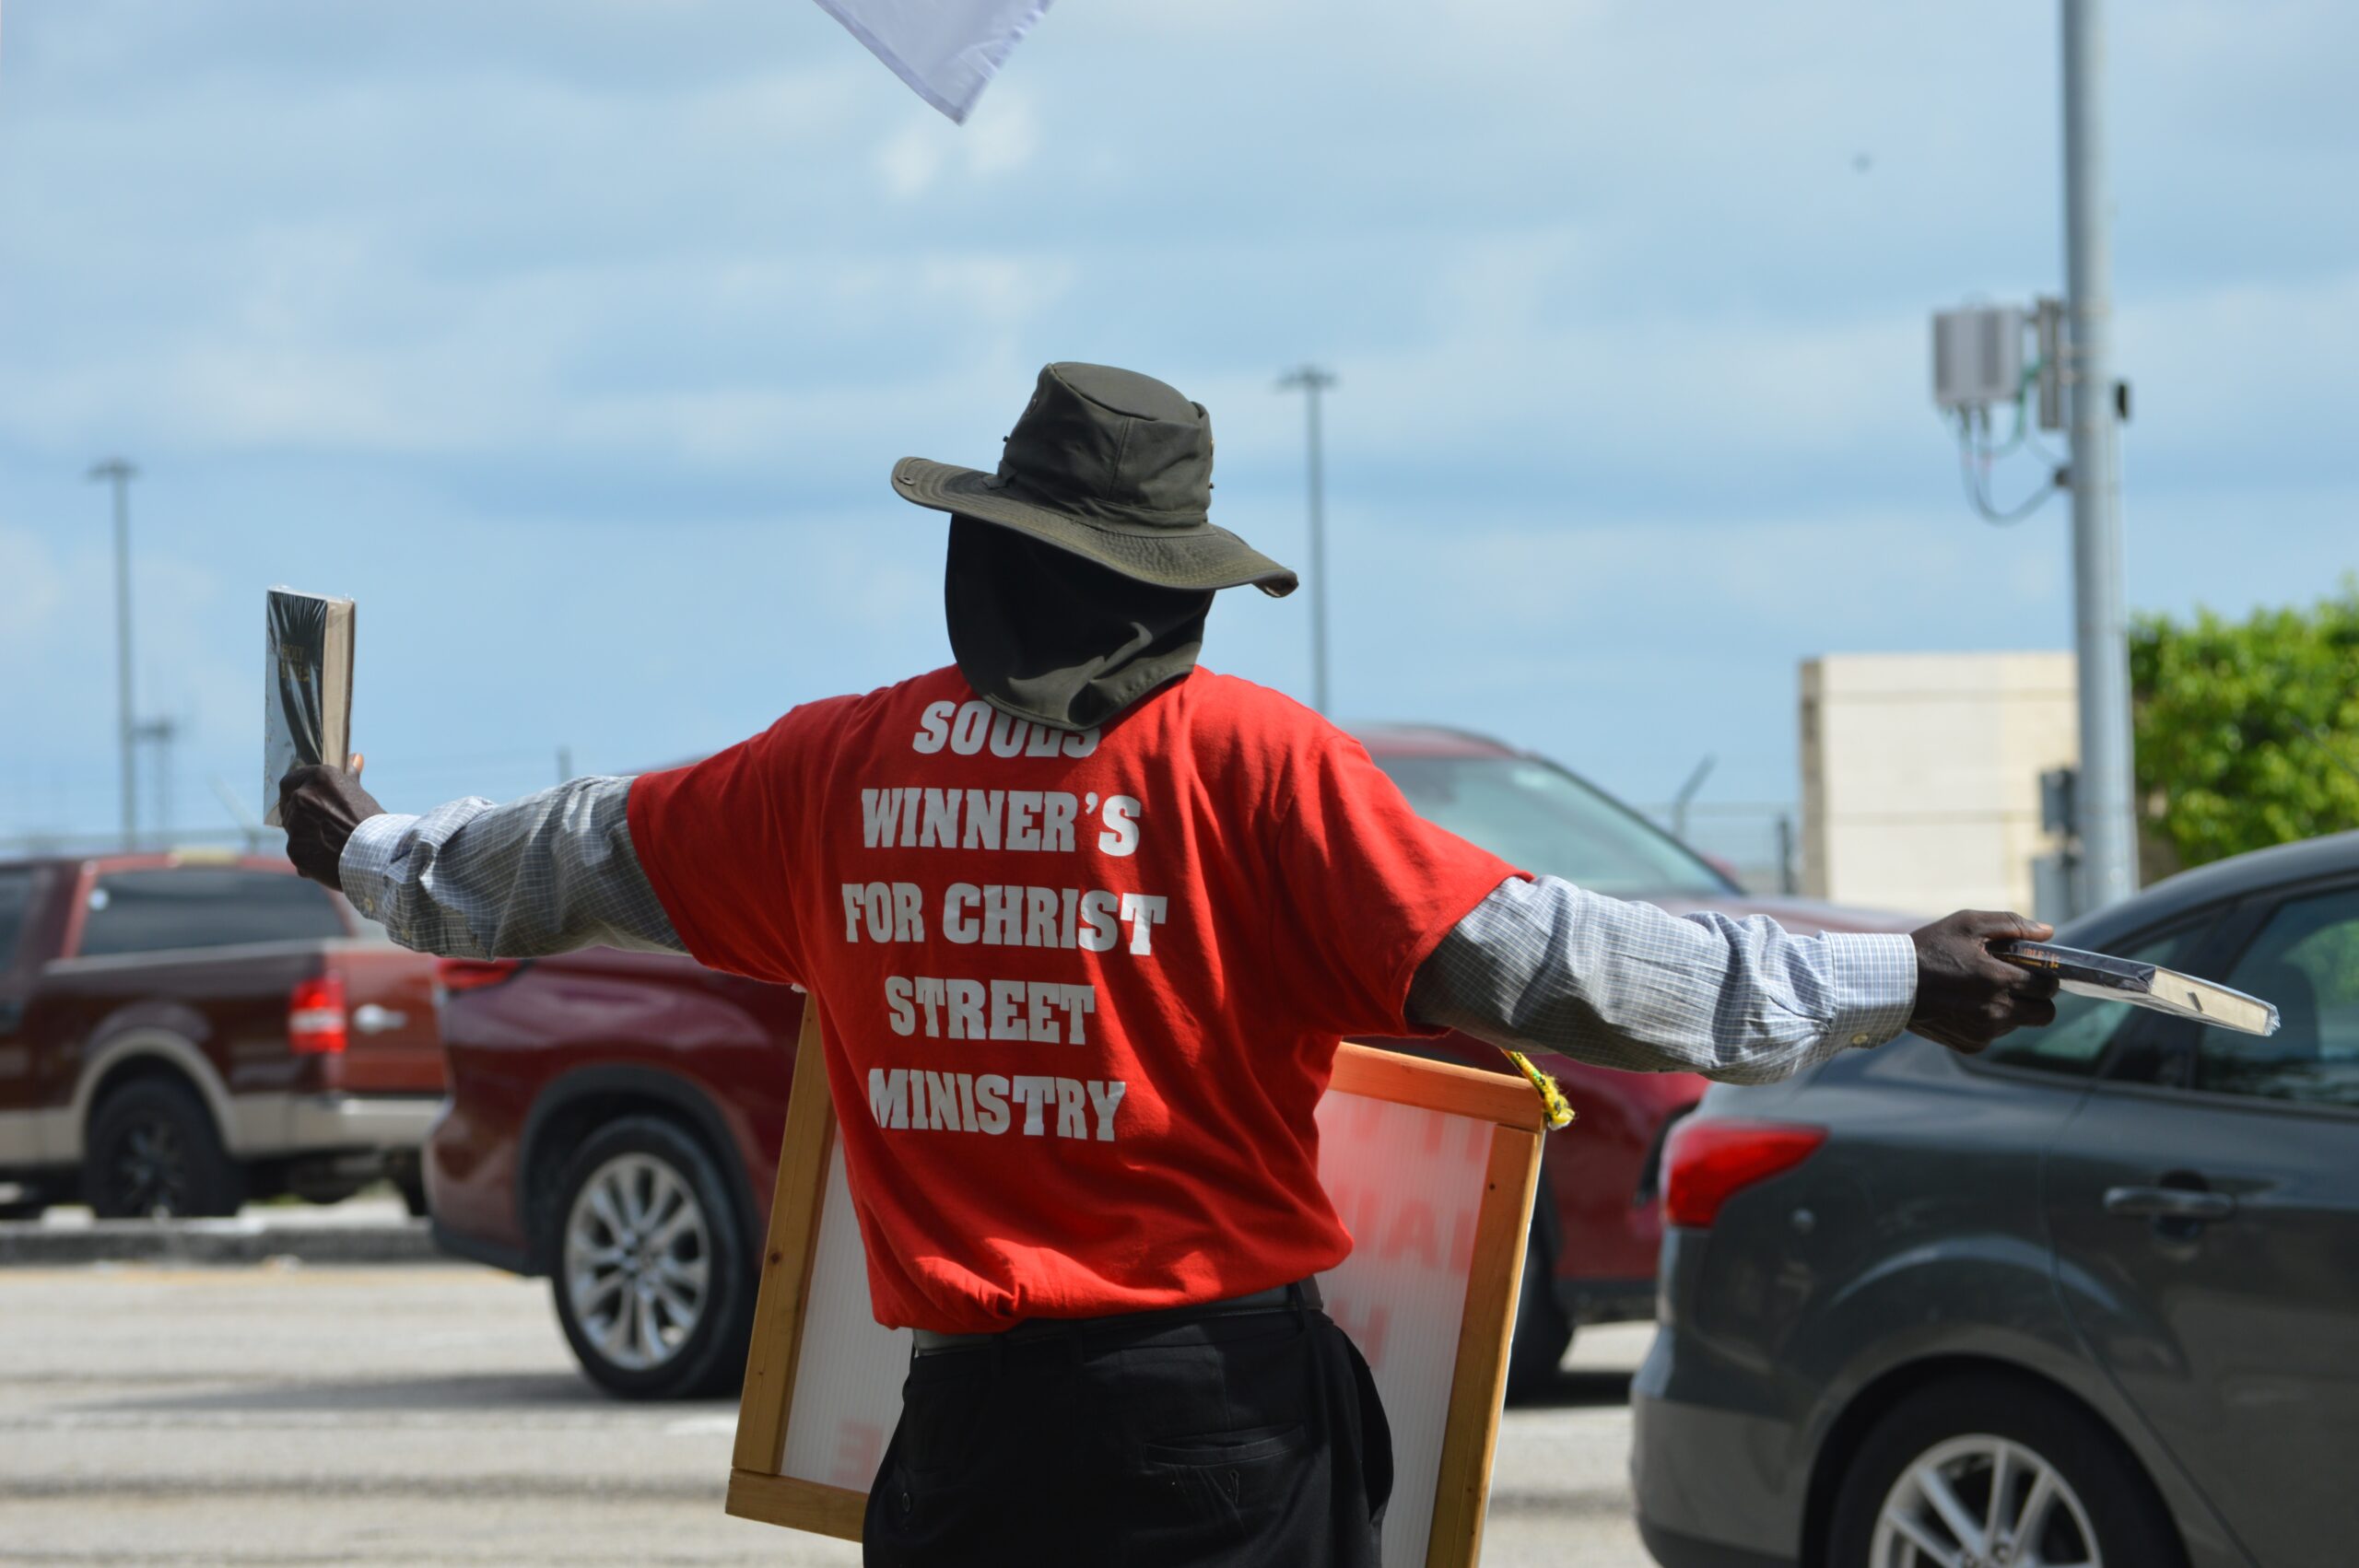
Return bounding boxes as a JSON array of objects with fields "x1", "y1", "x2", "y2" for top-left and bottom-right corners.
[{"x1": 862, "y1": 1305, "x2": 1392, "y2": 1567}]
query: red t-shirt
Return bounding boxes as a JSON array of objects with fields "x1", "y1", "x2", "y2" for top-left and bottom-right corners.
[{"x1": 627, "y1": 666, "x2": 1520, "y2": 1334}]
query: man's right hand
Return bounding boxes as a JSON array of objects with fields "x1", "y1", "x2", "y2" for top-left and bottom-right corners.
[
  {"x1": 1908, "y1": 910, "x2": 2061, "y2": 1053},
  {"x1": 278, "y1": 755, "x2": 385, "y2": 895}
]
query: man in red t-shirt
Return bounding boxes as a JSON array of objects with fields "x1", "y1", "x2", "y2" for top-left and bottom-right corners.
[{"x1": 281, "y1": 363, "x2": 2056, "y2": 1567}]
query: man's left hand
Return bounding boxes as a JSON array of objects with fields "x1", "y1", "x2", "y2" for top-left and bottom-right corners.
[
  {"x1": 1907, "y1": 909, "x2": 2061, "y2": 1053},
  {"x1": 279, "y1": 755, "x2": 384, "y2": 894}
]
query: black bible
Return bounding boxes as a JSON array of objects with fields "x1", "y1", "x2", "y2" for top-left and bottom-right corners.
[
  {"x1": 264, "y1": 588, "x2": 355, "y2": 827},
  {"x1": 1992, "y1": 940, "x2": 2280, "y2": 1037}
]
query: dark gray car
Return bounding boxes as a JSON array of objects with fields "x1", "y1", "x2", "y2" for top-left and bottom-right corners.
[{"x1": 1631, "y1": 831, "x2": 2359, "y2": 1568}]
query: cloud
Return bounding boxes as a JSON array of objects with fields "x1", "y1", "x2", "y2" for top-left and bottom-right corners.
[
  {"x1": 0, "y1": 514, "x2": 246, "y2": 833},
  {"x1": 876, "y1": 123, "x2": 945, "y2": 199},
  {"x1": 876, "y1": 89, "x2": 1039, "y2": 197},
  {"x1": 0, "y1": 526, "x2": 67, "y2": 663}
]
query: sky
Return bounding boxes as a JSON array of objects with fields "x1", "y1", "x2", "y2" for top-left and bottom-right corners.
[{"x1": 3, "y1": 0, "x2": 2355, "y2": 857}]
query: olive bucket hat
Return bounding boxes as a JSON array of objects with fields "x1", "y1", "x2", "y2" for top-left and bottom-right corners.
[{"x1": 892, "y1": 362, "x2": 1299, "y2": 598}]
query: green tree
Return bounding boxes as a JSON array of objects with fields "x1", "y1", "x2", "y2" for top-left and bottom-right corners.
[{"x1": 2130, "y1": 579, "x2": 2359, "y2": 875}]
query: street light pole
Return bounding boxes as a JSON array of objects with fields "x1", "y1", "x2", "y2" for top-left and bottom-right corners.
[
  {"x1": 1276, "y1": 366, "x2": 1337, "y2": 714},
  {"x1": 2061, "y1": 0, "x2": 2136, "y2": 910},
  {"x1": 87, "y1": 458, "x2": 140, "y2": 851}
]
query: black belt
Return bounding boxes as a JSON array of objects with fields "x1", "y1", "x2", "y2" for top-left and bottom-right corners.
[{"x1": 909, "y1": 1277, "x2": 1323, "y2": 1356}]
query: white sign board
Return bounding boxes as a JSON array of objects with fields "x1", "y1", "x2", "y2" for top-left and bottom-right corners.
[{"x1": 729, "y1": 1034, "x2": 1545, "y2": 1568}]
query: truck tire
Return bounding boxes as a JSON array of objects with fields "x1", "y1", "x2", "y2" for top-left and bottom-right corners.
[
  {"x1": 1826, "y1": 1373, "x2": 2184, "y2": 1568},
  {"x1": 547, "y1": 1115, "x2": 754, "y2": 1400},
  {"x1": 84, "y1": 1078, "x2": 247, "y2": 1220},
  {"x1": 1504, "y1": 1212, "x2": 1573, "y2": 1403}
]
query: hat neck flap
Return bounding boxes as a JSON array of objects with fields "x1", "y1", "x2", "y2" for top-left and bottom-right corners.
[{"x1": 945, "y1": 516, "x2": 1213, "y2": 732}]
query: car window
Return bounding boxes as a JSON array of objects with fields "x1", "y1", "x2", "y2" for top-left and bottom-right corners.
[
  {"x1": 1371, "y1": 755, "x2": 1733, "y2": 898},
  {"x1": 77, "y1": 869, "x2": 347, "y2": 958},
  {"x1": 1978, "y1": 921, "x2": 2212, "y2": 1076},
  {"x1": 0, "y1": 868, "x2": 35, "y2": 969},
  {"x1": 2199, "y1": 887, "x2": 2359, "y2": 1109}
]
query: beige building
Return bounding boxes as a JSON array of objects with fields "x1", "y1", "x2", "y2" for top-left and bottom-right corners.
[{"x1": 1801, "y1": 652, "x2": 2079, "y2": 918}]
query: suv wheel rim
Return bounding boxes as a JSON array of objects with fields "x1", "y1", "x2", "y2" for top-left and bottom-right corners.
[
  {"x1": 564, "y1": 1152, "x2": 711, "y2": 1373},
  {"x1": 1872, "y1": 1433, "x2": 2099, "y2": 1568},
  {"x1": 111, "y1": 1118, "x2": 190, "y2": 1218}
]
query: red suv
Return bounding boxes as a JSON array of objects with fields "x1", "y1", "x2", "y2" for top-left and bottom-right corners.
[{"x1": 425, "y1": 726, "x2": 1910, "y2": 1398}]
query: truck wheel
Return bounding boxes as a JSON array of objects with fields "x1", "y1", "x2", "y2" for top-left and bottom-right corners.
[
  {"x1": 84, "y1": 1079, "x2": 246, "y2": 1220},
  {"x1": 1826, "y1": 1373, "x2": 2184, "y2": 1568},
  {"x1": 1504, "y1": 1212, "x2": 1573, "y2": 1403},
  {"x1": 547, "y1": 1116, "x2": 752, "y2": 1400}
]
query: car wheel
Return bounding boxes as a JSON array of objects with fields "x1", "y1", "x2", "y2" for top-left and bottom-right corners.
[
  {"x1": 547, "y1": 1116, "x2": 752, "y2": 1400},
  {"x1": 83, "y1": 1079, "x2": 246, "y2": 1220},
  {"x1": 1503, "y1": 1212, "x2": 1573, "y2": 1403},
  {"x1": 1827, "y1": 1374, "x2": 2184, "y2": 1568}
]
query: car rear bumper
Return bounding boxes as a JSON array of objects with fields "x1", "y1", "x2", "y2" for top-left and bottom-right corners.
[
  {"x1": 1631, "y1": 1327, "x2": 1803, "y2": 1567},
  {"x1": 1561, "y1": 1275, "x2": 1654, "y2": 1326},
  {"x1": 279, "y1": 1093, "x2": 442, "y2": 1153},
  {"x1": 422, "y1": 1086, "x2": 531, "y2": 1267},
  {"x1": 430, "y1": 1217, "x2": 531, "y2": 1276}
]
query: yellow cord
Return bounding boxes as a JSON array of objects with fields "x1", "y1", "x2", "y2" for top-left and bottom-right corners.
[{"x1": 1499, "y1": 1047, "x2": 1576, "y2": 1130}]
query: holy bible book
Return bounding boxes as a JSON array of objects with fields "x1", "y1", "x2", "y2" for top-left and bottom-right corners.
[
  {"x1": 264, "y1": 588, "x2": 355, "y2": 827},
  {"x1": 1994, "y1": 940, "x2": 2281, "y2": 1037}
]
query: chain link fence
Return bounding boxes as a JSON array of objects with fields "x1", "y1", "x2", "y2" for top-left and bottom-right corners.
[
  {"x1": 0, "y1": 824, "x2": 280, "y2": 860},
  {"x1": 1638, "y1": 802, "x2": 1800, "y2": 897}
]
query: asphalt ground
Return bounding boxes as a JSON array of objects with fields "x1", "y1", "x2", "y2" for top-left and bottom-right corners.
[
  {"x1": 0, "y1": 1197, "x2": 433, "y2": 1267},
  {"x1": 0, "y1": 1262, "x2": 1658, "y2": 1566}
]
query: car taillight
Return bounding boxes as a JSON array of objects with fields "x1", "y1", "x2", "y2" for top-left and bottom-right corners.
[
  {"x1": 1661, "y1": 1117, "x2": 1826, "y2": 1228},
  {"x1": 288, "y1": 974, "x2": 348, "y2": 1055},
  {"x1": 435, "y1": 957, "x2": 522, "y2": 994}
]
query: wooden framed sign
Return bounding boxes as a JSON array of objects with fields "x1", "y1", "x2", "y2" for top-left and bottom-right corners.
[{"x1": 726, "y1": 1010, "x2": 1547, "y2": 1567}]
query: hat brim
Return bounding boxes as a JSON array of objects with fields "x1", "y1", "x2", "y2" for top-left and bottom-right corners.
[{"x1": 893, "y1": 457, "x2": 1298, "y2": 599}]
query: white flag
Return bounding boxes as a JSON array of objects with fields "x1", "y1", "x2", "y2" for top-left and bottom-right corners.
[{"x1": 812, "y1": 0, "x2": 1051, "y2": 123}]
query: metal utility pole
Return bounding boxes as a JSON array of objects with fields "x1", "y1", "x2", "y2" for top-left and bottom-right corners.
[
  {"x1": 2062, "y1": 0, "x2": 2136, "y2": 910},
  {"x1": 1277, "y1": 366, "x2": 1337, "y2": 714},
  {"x1": 88, "y1": 458, "x2": 139, "y2": 851}
]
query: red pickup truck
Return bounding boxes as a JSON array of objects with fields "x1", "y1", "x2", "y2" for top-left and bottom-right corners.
[
  {"x1": 424, "y1": 727, "x2": 1911, "y2": 1398},
  {"x1": 0, "y1": 852, "x2": 446, "y2": 1219}
]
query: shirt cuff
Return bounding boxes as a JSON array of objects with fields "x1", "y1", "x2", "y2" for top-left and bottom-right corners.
[
  {"x1": 339, "y1": 812, "x2": 419, "y2": 921},
  {"x1": 1818, "y1": 932, "x2": 1919, "y2": 1050}
]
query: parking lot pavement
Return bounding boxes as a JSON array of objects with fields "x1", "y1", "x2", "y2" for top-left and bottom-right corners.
[
  {"x1": 0, "y1": 1263, "x2": 1659, "y2": 1566},
  {"x1": 18, "y1": 1194, "x2": 417, "y2": 1231},
  {"x1": 1, "y1": 1196, "x2": 434, "y2": 1267}
]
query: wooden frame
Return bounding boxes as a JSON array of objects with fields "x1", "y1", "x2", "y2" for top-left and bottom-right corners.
[{"x1": 725, "y1": 1011, "x2": 1546, "y2": 1568}]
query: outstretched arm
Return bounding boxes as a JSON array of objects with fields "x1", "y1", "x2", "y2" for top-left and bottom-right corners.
[
  {"x1": 1407, "y1": 876, "x2": 2056, "y2": 1084},
  {"x1": 278, "y1": 764, "x2": 683, "y2": 959}
]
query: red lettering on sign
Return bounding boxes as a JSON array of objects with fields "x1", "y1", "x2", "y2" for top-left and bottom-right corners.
[
  {"x1": 1382, "y1": 1200, "x2": 1440, "y2": 1270},
  {"x1": 830, "y1": 1419, "x2": 886, "y2": 1490},
  {"x1": 1323, "y1": 1296, "x2": 1392, "y2": 1369},
  {"x1": 1451, "y1": 1206, "x2": 1477, "y2": 1275}
]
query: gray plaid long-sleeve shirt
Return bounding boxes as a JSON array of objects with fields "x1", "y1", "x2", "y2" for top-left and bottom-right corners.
[{"x1": 341, "y1": 778, "x2": 1917, "y2": 1083}]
